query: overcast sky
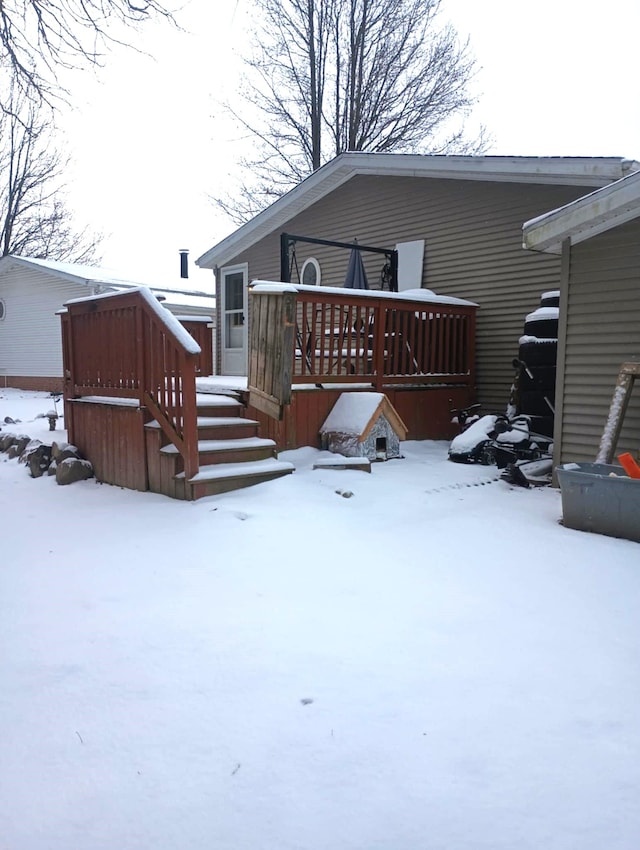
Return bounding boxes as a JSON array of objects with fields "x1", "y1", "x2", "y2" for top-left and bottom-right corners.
[{"x1": 59, "y1": 0, "x2": 640, "y2": 289}]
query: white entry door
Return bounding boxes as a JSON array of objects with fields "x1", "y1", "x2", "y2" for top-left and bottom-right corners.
[{"x1": 220, "y1": 264, "x2": 248, "y2": 375}]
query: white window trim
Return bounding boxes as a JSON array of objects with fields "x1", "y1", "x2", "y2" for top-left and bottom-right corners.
[{"x1": 301, "y1": 257, "x2": 321, "y2": 286}]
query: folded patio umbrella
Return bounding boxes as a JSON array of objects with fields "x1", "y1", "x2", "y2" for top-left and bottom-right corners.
[{"x1": 344, "y1": 246, "x2": 369, "y2": 289}]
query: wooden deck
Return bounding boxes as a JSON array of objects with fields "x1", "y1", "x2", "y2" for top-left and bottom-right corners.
[
  {"x1": 246, "y1": 282, "x2": 477, "y2": 447},
  {"x1": 60, "y1": 283, "x2": 477, "y2": 498}
]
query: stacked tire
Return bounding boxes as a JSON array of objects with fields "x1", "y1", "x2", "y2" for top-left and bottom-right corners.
[{"x1": 516, "y1": 290, "x2": 558, "y2": 439}]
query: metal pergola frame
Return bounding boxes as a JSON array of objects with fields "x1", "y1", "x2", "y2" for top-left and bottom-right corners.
[{"x1": 280, "y1": 232, "x2": 398, "y2": 292}]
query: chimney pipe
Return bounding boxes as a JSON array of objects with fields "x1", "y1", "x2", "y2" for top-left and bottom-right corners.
[{"x1": 179, "y1": 249, "x2": 189, "y2": 279}]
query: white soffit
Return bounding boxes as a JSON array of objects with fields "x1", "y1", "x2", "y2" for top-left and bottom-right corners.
[
  {"x1": 197, "y1": 153, "x2": 640, "y2": 269},
  {"x1": 523, "y1": 169, "x2": 640, "y2": 254}
]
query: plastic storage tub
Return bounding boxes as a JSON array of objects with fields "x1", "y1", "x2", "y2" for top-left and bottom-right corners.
[{"x1": 557, "y1": 462, "x2": 640, "y2": 543}]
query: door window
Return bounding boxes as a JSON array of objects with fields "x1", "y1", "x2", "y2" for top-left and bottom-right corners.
[{"x1": 224, "y1": 272, "x2": 245, "y2": 349}]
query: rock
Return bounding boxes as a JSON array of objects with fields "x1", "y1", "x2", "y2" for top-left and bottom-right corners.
[
  {"x1": 51, "y1": 441, "x2": 68, "y2": 459},
  {"x1": 10, "y1": 435, "x2": 31, "y2": 456},
  {"x1": 27, "y1": 444, "x2": 53, "y2": 478},
  {"x1": 7, "y1": 435, "x2": 31, "y2": 458},
  {"x1": 48, "y1": 459, "x2": 57, "y2": 476},
  {"x1": 20, "y1": 439, "x2": 43, "y2": 463},
  {"x1": 52, "y1": 442, "x2": 81, "y2": 462},
  {"x1": 56, "y1": 457, "x2": 94, "y2": 485},
  {"x1": 4, "y1": 416, "x2": 16, "y2": 424},
  {"x1": 0, "y1": 433, "x2": 15, "y2": 452}
]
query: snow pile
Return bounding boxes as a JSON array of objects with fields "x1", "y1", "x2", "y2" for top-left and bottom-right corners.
[
  {"x1": 1, "y1": 390, "x2": 640, "y2": 850},
  {"x1": 448, "y1": 414, "x2": 497, "y2": 454}
]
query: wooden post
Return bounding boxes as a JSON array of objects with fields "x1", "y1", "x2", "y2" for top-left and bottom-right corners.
[
  {"x1": 372, "y1": 302, "x2": 386, "y2": 392},
  {"x1": 181, "y1": 356, "x2": 199, "y2": 491},
  {"x1": 467, "y1": 308, "x2": 477, "y2": 391},
  {"x1": 596, "y1": 362, "x2": 640, "y2": 464}
]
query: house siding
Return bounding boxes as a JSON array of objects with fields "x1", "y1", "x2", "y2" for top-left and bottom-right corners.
[
  {"x1": 0, "y1": 266, "x2": 88, "y2": 383},
  {"x1": 0, "y1": 265, "x2": 217, "y2": 390},
  {"x1": 221, "y1": 175, "x2": 597, "y2": 410},
  {"x1": 557, "y1": 220, "x2": 640, "y2": 463}
]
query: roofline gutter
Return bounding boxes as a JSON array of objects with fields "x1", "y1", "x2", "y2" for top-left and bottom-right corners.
[
  {"x1": 523, "y1": 168, "x2": 640, "y2": 254},
  {"x1": 197, "y1": 153, "x2": 640, "y2": 270},
  {"x1": 0, "y1": 255, "x2": 214, "y2": 298}
]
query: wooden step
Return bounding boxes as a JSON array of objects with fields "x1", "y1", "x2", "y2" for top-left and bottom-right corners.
[
  {"x1": 179, "y1": 457, "x2": 295, "y2": 498},
  {"x1": 161, "y1": 436, "x2": 277, "y2": 466},
  {"x1": 146, "y1": 391, "x2": 294, "y2": 500},
  {"x1": 196, "y1": 393, "x2": 245, "y2": 418},
  {"x1": 145, "y1": 415, "x2": 258, "y2": 441},
  {"x1": 193, "y1": 416, "x2": 260, "y2": 440}
]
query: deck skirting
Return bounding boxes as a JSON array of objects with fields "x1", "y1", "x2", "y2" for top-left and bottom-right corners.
[{"x1": 245, "y1": 383, "x2": 473, "y2": 451}]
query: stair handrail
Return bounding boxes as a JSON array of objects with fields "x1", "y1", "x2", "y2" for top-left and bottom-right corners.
[{"x1": 64, "y1": 287, "x2": 201, "y2": 483}]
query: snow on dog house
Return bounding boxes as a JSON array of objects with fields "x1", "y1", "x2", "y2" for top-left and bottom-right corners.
[{"x1": 319, "y1": 392, "x2": 407, "y2": 461}]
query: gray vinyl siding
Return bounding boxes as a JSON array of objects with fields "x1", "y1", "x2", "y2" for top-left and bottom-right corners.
[
  {"x1": 0, "y1": 267, "x2": 88, "y2": 378},
  {"x1": 224, "y1": 175, "x2": 596, "y2": 410},
  {"x1": 557, "y1": 220, "x2": 640, "y2": 463}
]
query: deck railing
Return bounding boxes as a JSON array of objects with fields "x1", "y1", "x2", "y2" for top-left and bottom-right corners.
[
  {"x1": 62, "y1": 288, "x2": 201, "y2": 481},
  {"x1": 248, "y1": 282, "x2": 477, "y2": 416}
]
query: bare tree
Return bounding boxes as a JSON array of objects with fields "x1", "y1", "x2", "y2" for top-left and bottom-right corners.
[
  {"x1": 217, "y1": 0, "x2": 488, "y2": 222},
  {"x1": 0, "y1": 92, "x2": 102, "y2": 262},
  {"x1": 0, "y1": 0, "x2": 176, "y2": 111}
]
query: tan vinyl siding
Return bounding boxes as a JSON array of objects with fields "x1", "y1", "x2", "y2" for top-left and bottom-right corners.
[
  {"x1": 558, "y1": 220, "x2": 640, "y2": 462},
  {"x1": 0, "y1": 267, "x2": 88, "y2": 378},
  {"x1": 223, "y1": 175, "x2": 596, "y2": 408}
]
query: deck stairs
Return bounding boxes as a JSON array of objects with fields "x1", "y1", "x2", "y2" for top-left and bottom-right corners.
[{"x1": 144, "y1": 392, "x2": 294, "y2": 500}]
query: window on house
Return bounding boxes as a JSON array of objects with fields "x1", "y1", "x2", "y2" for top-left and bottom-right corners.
[{"x1": 301, "y1": 257, "x2": 321, "y2": 286}]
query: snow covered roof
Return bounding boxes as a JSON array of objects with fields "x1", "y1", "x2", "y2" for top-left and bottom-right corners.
[
  {"x1": 196, "y1": 152, "x2": 640, "y2": 270},
  {"x1": 0, "y1": 255, "x2": 216, "y2": 310},
  {"x1": 320, "y1": 392, "x2": 407, "y2": 441},
  {"x1": 523, "y1": 169, "x2": 640, "y2": 254}
]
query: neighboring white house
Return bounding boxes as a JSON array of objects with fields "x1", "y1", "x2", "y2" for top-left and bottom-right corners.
[{"x1": 0, "y1": 256, "x2": 216, "y2": 392}]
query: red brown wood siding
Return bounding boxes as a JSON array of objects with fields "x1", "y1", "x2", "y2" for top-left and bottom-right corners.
[
  {"x1": 246, "y1": 384, "x2": 472, "y2": 451},
  {"x1": 179, "y1": 319, "x2": 214, "y2": 376},
  {"x1": 0, "y1": 376, "x2": 64, "y2": 392},
  {"x1": 67, "y1": 400, "x2": 149, "y2": 491}
]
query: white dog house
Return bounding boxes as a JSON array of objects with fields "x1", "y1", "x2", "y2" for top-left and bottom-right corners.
[{"x1": 319, "y1": 392, "x2": 407, "y2": 461}]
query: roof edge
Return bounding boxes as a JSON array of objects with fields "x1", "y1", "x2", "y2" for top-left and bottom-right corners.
[
  {"x1": 197, "y1": 153, "x2": 640, "y2": 269},
  {"x1": 523, "y1": 169, "x2": 640, "y2": 254},
  {"x1": 0, "y1": 255, "x2": 214, "y2": 299}
]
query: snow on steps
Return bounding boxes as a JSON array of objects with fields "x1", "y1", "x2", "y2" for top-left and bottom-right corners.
[
  {"x1": 161, "y1": 436, "x2": 278, "y2": 466},
  {"x1": 146, "y1": 392, "x2": 294, "y2": 499},
  {"x1": 147, "y1": 416, "x2": 261, "y2": 441},
  {"x1": 177, "y1": 457, "x2": 295, "y2": 498}
]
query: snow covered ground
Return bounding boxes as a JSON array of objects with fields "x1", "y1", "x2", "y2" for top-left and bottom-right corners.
[{"x1": 1, "y1": 389, "x2": 639, "y2": 850}]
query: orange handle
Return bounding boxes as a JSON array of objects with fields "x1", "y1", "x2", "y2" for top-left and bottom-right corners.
[{"x1": 618, "y1": 452, "x2": 640, "y2": 479}]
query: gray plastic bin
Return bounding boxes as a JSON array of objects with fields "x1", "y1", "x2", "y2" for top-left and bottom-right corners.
[{"x1": 557, "y1": 462, "x2": 640, "y2": 543}]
